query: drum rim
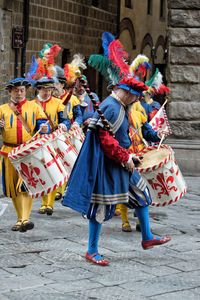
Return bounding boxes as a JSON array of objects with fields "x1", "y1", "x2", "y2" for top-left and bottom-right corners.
[
  {"x1": 137, "y1": 144, "x2": 173, "y2": 173},
  {"x1": 8, "y1": 134, "x2": 49, "y2": 160}
]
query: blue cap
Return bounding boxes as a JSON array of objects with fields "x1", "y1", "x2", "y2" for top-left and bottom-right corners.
[
  {"x1": 117, "y1": 84, "x2": 141, "y2": 96},
  {"x1": 34, "y1": 77, "x2": 56, "y2": 88},
  {"x1": 6, "y1": 77, "x2": 31, "y2": 89}
]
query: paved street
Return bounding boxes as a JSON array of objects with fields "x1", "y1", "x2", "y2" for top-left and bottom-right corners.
[{"x1": 0, "y1": 176, "x2": 200, "y2": 300}]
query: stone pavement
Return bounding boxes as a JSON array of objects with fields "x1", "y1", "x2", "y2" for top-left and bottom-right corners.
[{"x1": 0, "y1": 177, "x2": 199, "y2": 300}]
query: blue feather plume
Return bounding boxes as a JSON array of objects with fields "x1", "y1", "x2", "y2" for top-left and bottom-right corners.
[
  {"x1": 26, "y1": 56, "x2": 38, "y2": 85},
  {"x1": 102, "y1": 32, "x2": 115, "y2": 57}
]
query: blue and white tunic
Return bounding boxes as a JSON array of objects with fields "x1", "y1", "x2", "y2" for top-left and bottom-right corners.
[{"x1": 62, "y1": 96, "x2": 152, "y2": 222}]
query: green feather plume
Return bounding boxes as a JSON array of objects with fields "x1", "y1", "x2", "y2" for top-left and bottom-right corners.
[
  {"x1": 145, "y1": 68, "x2": 159, "y2": 87},
  {"x1": 88, "y1": 54, "x2": 120, "y2": 84}
]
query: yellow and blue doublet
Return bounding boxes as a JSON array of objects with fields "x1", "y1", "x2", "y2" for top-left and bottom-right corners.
[{"x1": 0, "y1": 99, "x2": 47, "y2": 198}]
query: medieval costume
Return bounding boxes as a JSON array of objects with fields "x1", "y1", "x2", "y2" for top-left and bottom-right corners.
[
  {"x1": 0, "y1": 78, "x2": 48, "y2": 231},
  {"x1": 33, "y1": 77, "x2": 70, "y2": 215}
]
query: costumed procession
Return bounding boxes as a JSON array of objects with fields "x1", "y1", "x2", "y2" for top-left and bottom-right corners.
[{"x1": 0, "y1": 32, "x2": 187, "y2": 266}]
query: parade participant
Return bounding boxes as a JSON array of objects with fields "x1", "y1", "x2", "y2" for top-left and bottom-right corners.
[
  {"x1": 34, "y1": 77, "x2": 71, "y2": 215},
  {"x1": 75, "y1": 76, "x2": 99, "y2": 131},
  {"x1": 119, "y1": 68, "x2": 171, "y2": 233},
  {"x1": 141, "y1": 68, "x2": 170, "y2": 121},
  {"x1": 118, "y1": 100, "x2": 161, "y2": 232},
  {"x1": 62, "y1": 76, "x2": 171, "y2": 266},
  {"x1": 0, "y1": 78, "x2": 49, "y2": 232},
  {"x1": 62, "y1": 54, "x2": 87, "y2": 127}
]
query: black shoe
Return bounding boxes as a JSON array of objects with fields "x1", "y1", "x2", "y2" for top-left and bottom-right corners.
[
  {"x1": 46, "y1": 207, "x2": 53, "y2": 215},
  {"x1": 19, "y1": 221, "x2": 34, "y2": 233}
]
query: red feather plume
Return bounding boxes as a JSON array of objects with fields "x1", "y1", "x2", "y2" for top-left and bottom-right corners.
[
  {"x1": 156, "y1": 84, "x2": 170, "y2": 94},
  {"x1": 120, "y1": 77, "x2": 149, "y2": 92},
  {"x1": 108, "y1": 40, "x2": 130, "y2": 76},
  {"x1": 48, "y1": 44, "x2": 61, "y2": 65}
]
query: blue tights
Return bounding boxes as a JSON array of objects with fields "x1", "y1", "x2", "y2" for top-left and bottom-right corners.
[
  {"x1": 88, "y1": 219, "x2": 102, "y2": 260},
  {"x1": 88, "y1": 206, "x2": 157, "y2": 259},
  {"x1": 135, "y1": 206, "x2": 154, "y2": 241}
]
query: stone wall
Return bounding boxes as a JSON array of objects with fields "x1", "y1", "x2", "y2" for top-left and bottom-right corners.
[
  {"x1": 167, "y1": 0, "x2": 200, "y2": 139},
  {"x1": 0, "y1": 0, "x2": 118, "y2": 102},
  {"x1": 0, "y1": 5, "x2": 12, "y2": 103},
  {"x1": 167, "y1": 0, "x2": 200, "y2": 175}
]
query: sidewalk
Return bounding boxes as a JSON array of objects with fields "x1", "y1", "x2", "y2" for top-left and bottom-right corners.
[{"x1": 0, "y1": 177, "x2": 199, "y2": 299}]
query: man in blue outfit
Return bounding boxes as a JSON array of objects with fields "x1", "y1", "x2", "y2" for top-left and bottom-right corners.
[{"x1": 62, "y1": 77, "x2": 171, "y2": 266}]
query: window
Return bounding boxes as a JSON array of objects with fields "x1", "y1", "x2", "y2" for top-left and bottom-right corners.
[
  {"x1": 125, "y1": 0, "x2": 132, "y2": 9},
  {"x1": 92, "y1": 0, "x2": 99, "y2": 6},
  {"x1": 147, "y1": 0, "x2": 152, "y2": 15},
  {"x1": 160, "y1": 0, "x2": 166, "y2": 19},
  {"x1": 92, "y1": 0, "x2": 107, "y2": 10},
  {"x1": 62, "y1": 49, "x2": 70, "y2": 67}
]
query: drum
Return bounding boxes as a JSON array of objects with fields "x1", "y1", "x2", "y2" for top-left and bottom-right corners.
[
  {"x1": 47, "y1": 128, "x2": 78, "y2": 176},
  {"x1": 68, "y1": 125, "x2": 85, "y2": 152},
  {"x1": 8, "y1": 135, "x2": 68, "y2": 198},
  {"x1": 137, "y1": 145, "x2": 187, "y2": 206}
]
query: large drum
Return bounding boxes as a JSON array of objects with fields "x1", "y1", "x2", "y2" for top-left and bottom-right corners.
[
  {"x1": 68, "y1": 125, "x2": 85, "y2": 152},
  {"x1": 8, "y1": 135, "x2": 68, "y2": 198},
  {"x1": 137, "y1": 145, "x2": 187, "y2": 207},
  {"x1": 47, "y1": 128, "x2": 78, "y2": 176}
]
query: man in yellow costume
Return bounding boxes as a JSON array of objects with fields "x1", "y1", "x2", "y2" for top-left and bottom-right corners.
[
  {"x1": 0, "y1": 78, "x2": 49, "y2": 232},
  {"x1": 33, "y1": 77, "x2": 71, "y2": 215},
  {"x1": 118, "y1": 100, "x2": 161, "y2": 232}
]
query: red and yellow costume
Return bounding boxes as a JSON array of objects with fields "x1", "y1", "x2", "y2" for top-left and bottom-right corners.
[
  {"x1": 118, "y1": 101, "x2": 148, "y2": 231},
  {"x1": 0, "y1": 99, "x2": 47, "y2": 227},
  {"x1": 34, "y1": 96, "x2": 66, "y2": 213}
]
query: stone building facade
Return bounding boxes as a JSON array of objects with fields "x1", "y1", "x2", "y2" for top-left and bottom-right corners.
[
  {"x1": 167, "y1": 0, "x2": 200, "y2": 175},
  {"x1": 120, "y1": 0, "x2": 168, "y2": 71},
  {"x1": 0, "y1": 0, "x2": 118, "y2": 102},
  {"x1": 120, "y1": 0, "x2": 200, "y2": 175}
]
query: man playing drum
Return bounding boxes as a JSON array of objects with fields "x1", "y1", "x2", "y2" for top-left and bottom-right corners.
[
  {"x1": 62, "y1": 77, "x2": 171, "y2": 266},
  {"x1": 0, "y1": 78, "x2": 49, "y2": 232},
  {"x1": 34, "y1": 77, "x2": 71, "y2": 215}
]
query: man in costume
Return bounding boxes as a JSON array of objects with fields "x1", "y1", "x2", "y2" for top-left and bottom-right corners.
[
  {"x1": 62, "y1": 77, "x2": 171, "y2": 266},
  {"x1": 34, "y1": 77, "x2": 71, "y2": 215},
  {"x1": 118, "y1": 100, "x2": 161, "y2": 232},
  {"x1": 0, "y1": 78, "x2": 49, "y2": 232}
]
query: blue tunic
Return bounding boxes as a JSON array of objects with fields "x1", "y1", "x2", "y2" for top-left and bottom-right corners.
[{"x1": 62, "y1": 96, "x2": 152, "y2": 221}]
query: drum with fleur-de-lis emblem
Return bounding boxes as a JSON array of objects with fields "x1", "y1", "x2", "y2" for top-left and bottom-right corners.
[
  {"x1": 137, "y1": 145, "x2": 187, "y2": 207},
  {"x1": 8, "y1": 135, "x2": 68, "y2": 198}
]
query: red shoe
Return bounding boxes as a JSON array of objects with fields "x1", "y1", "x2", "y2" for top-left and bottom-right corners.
[
  {"x1": 141, "y1": 236, "x2": 171, "y2": 250},
  {"x1": 85, "y1": 252, "x2": 109, "y2": 266}
]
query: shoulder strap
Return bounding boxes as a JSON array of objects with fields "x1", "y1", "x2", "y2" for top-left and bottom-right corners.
[
  {"x1": 9, "y1": 102, "x2": 31, "y2": 134},
  {"x1": 35, "y1": 99, "x2": 56, "y2": 131}
]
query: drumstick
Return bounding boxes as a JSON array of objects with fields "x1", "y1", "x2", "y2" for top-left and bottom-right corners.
[
  {"x1": 32, "y1": 120, "x2": 50, "y2": 138},
  {"x1": 157, "y1": 134, "x2": 165, "y2": 151}
]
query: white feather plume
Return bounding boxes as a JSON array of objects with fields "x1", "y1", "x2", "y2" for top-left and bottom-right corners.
[
  {"x1": 152, "y1": 71, "x2": 163, "y2": 90},
  {"x1": 71, "y1": 53, "x2": 87, "y2": 70}
]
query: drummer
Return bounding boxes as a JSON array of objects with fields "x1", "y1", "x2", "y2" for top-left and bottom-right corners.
[
  {"x1": 62, "y1": 76, "x2": 171, "y2": 266},
  {"x1": 53, "y1": 66, "x2": 83, "y2": 127},
  {"x1": 33, "y1": 77, "x2": 71, "y2": 215},
  {"x1": 0, "y1": 77, "x2": 50, "y2": 232},
  {"x1": 53, "y1": 67, "x2": 83, "y2": 200},
  {"x1": 118, "y1": 100, "x2": 162, "y2": 233}
]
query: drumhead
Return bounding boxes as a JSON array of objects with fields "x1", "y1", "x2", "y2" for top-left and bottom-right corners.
[{"x1": 138, "y1": 146, "x2": 172, "y2": 170}]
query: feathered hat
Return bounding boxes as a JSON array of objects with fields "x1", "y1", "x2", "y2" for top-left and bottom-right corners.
[
  {"x1": 129, "y1": 54, "x2": 151, "y2": 79},
  {"x1": 145, "y1": 68, "x2": 170, "y2": 95},
  {"x1": 64, "y1": 54, "x2": 87, "y2": 87},
  {"x1": 88, "y1": 32, "x2": 148, "y2": 95},
  {"x1": 26, "y1": 43, "x2": 62, "y2": 86},
  {"x1": 55, "y1": 65, "x2": 66, "y2": 84}
]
